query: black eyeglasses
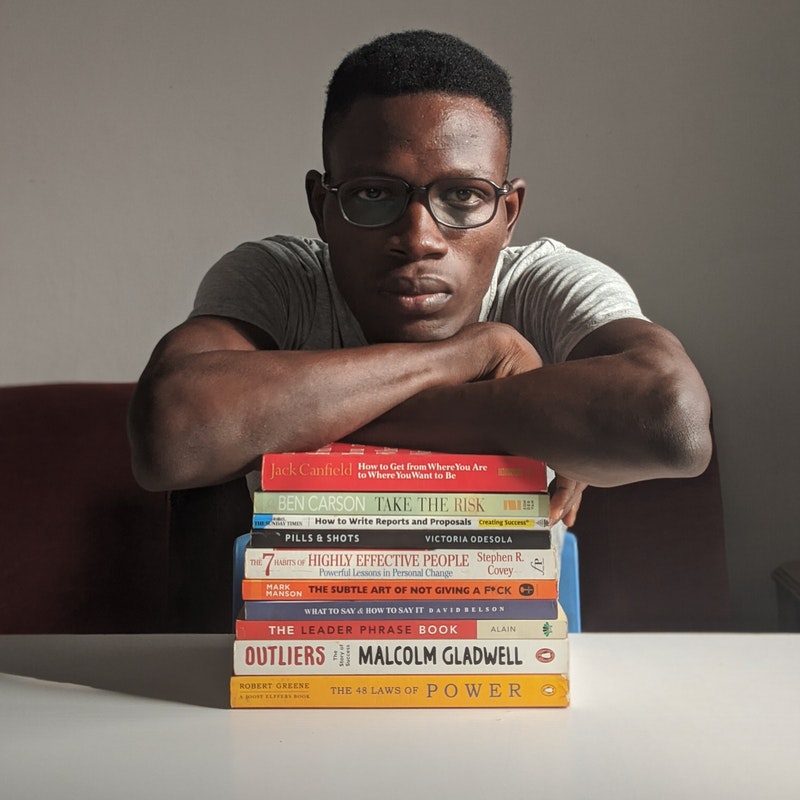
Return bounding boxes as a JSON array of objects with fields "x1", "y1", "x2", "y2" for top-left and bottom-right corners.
[{"x1": 321, "y1": 175, "x2": 514, "y2": 229}]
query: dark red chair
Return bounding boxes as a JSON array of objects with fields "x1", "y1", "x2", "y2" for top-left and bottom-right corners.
[
  {"x1": 570, "y1": 431, "x2": 731, "y2": 631},
  {"x1": 0, "y1": 383, "x2": 170, "y2": 633}
]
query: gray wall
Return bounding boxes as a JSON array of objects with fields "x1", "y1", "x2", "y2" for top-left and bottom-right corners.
[{"x1": 2, "y1": 1, "x2": 798, "y2": 630}]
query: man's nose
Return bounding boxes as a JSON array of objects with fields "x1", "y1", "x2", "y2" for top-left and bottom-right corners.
[{"x1": 386, "y1": 195, "x2": 449, "y2": 260}]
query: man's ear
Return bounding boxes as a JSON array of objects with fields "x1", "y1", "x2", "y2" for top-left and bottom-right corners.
[
  {"x1": 502, "y1": 178, "x2": 526, "y2": 246},
  {"x1": 305, "y1": 170, "x2": 328, "y2": 240}
]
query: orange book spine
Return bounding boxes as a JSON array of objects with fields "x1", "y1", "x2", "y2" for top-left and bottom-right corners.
[{"x1": 241, "y1": 578, "x2": 558, "y2": 601}]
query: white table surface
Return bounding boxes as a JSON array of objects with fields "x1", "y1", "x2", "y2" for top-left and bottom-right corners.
[{"x1": 1, "y1": 633, "x2": 798, "y2": 800}]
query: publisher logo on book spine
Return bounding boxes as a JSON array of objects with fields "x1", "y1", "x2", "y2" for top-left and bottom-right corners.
[{"x1": 536, "y1": 648, "x2": 556, "y2": 664}]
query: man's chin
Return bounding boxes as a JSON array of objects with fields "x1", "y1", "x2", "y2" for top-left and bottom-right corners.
[{"x1": 365, "y1": 316, "x2": 463, "y2": 344}]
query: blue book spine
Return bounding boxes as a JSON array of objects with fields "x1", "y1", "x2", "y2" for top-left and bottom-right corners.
[{"x1": 243, "y1": 599, "x2": 559, "y2": 621}]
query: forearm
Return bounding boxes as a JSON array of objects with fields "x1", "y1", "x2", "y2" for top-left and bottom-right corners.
[
  {"x1": 353, "y1": 329, "x2": 712, "y2": 487},
  {"x1": 129, "y1": 337, "x2": 485, "y2": 492}
]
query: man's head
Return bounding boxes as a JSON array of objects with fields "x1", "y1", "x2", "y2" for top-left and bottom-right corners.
[
  {"x1": 307, "y1": 32, "x2": 525, "y2": 344},
  {"x1": 322, "y1": 30, "x2": 513, "y2": 171}
]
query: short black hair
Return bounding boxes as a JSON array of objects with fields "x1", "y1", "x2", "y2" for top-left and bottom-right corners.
[{"x1": 322, "y1": 30, "x2": 513, "y2": 166}]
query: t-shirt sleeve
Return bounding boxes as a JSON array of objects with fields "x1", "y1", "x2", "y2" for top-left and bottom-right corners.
[
  {"x1": 493, "y1": 240, "x2": 649, "y2": 364},
  {"x1": 190, "y1": 237, "x2": 323, "y2": 348}
]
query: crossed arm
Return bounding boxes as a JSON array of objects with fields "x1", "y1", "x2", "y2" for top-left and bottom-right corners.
[{"x1": 128, "y1": 313, "x2": 712, "y2": 524}]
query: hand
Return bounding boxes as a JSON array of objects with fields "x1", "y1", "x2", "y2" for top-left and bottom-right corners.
[
  {"x1": 549, "y1": 474, "x2": 587, "y2": 527},
  {"x1": 457, "y1": 322, "x2": 543, "y2": 380}
]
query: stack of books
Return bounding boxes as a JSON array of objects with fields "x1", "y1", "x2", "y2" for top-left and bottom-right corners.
[{"x1": 229, "y1": 443, "x2": 570, "y2": 708}]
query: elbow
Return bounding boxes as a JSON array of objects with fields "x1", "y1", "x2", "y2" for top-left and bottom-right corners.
[
  {"x1": 129, "y1": 444, "x2": 177, "y2": 493},
  {"x1": 127, "y1": 374, "x2": 256, "y2": 491},
  {"x1": 127, "y1": 406, "x2": 177, "y2": 493},
  {"x1": 659, "y1": 418, "x2": 713, "y2": 479},
  {"x1": 128, "y1": 422, "x2": 202, "y2": 493},
  {"x1": 127, "y1": 383, "x2": 195, "y2": 492},
  {"x1": 130, "y1": 460, "x2": 172, "y2": 494},
  {"x1": 650, "y1": 379, "x2": 713, "y2": 479}
]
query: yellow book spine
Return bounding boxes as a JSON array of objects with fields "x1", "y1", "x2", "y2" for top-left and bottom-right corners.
[{"x1": 230, "y1": 673, "x2": 569, "y2": 708}]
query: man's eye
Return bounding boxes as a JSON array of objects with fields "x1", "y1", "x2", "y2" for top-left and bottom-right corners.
[
  {"x1": 354, "y1": 186, "x2": 391, "y2": 201},
  {"x1": 442, "y1": 186, "x2": 489, "y2": 206}
]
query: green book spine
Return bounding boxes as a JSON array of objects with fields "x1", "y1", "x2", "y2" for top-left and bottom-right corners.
[{"x1": 252, "y1": 491, "x2": 549, "y2": 517}]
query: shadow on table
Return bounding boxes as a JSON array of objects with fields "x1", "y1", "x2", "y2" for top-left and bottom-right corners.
[{"x1": 0, "y1": 635, "x2": 232, "y2": 709}]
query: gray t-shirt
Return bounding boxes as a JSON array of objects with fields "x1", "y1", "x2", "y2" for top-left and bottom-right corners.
[{"x1": 191, "y1": 235, "x2": 647, "y2": 364}]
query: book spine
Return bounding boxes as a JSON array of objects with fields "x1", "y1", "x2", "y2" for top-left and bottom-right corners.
[
  {"x1": 232, "y1": 638, "x2": 569, "y2": 675},
  {"x1": 235, "y1": 614, "x2": 568, "y2": 640},
  {"x1": 231, "y1": 673, "x2": 569, "y2": 708},
  {"x1": 241, "y1": 578, "x2": 558, "y2": 601},
  {"x1": 242, "y1": 599, "x2": 560, "y2": 620},
  {"x1": 253, "y1": 491, "x2": 549, "y2": 517},
  {"x1": 261, "y1": 451, "x2": 547, "y2": 492},
  {"x1": 249, "y1": 525, "x2": 552, "y2": 548},
  {"x1": 243, "y1": 547, "x2": 557, "y2": 580},
  {"x1": 251, "y1": 514, "x2": 551, "y2": 532}
]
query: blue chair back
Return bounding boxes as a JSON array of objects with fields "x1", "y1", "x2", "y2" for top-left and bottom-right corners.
[{"x1": 560, "y1": 531, "x2": 582, "y2": 633}]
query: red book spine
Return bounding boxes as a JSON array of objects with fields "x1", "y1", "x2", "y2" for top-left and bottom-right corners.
[
  {"x1": 261, "y1": 445, "x2": 547, "y2": 492},
  {"x1": 235, "y1": 614, "x2": 568, "y2": 640},
  {"x1": 236, "y1": 618, "x2": 480, "y2": 639}
]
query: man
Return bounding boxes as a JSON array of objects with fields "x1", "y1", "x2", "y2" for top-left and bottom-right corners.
[{"x1": 128, "y1": 30, "x2": 711, "y2": 527}]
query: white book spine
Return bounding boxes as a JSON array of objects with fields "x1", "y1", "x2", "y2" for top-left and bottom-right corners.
[
  {"x1": 252, "y1": 514, "x2": 550, "y2": 530},
  {"x1": 244, "y1": 548, "x2": 557, "y2": 580},
  {"x1": 233, "y1": 638, "x2": 569, "y2": 675}
]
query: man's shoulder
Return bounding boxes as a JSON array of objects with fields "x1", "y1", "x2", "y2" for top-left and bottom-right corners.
[
  {"x1": 489, "y1": 237, "x2": 646, "y2": 363},
  {"x1": 192, "y1": 235, "x2": 329, "y2": 318},
  {"x1": 497, "y1": 238, "x2": 631, "y2": 285},
  {"x1": 236, "y1": 235, "x2": 328, "y2": 267},
  {"x1": 499, "y1": 238, "x2": 571, "y2": 269}
]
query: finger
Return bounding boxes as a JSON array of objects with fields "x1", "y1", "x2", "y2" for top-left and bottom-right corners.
[
  {"x1": 549, "y1": 478, "x2": 586, "y2": 526},
  {"x1": 548, "y1": 478, "x2": 566, "y2": 524},
  {"x1": 562, "y1": 491, "x2": 583, "y2": 527},
  {"x1": 549, "y1": 485, "x2": 575, "y2": 525},
  {"x1": 563, "y1": 481, "x2": 587, "y2": 527}
]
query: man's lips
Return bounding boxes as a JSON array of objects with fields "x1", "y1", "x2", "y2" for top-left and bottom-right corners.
[{"x1": 378, "y1": 276, "x2": 453, "y2": 315}]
